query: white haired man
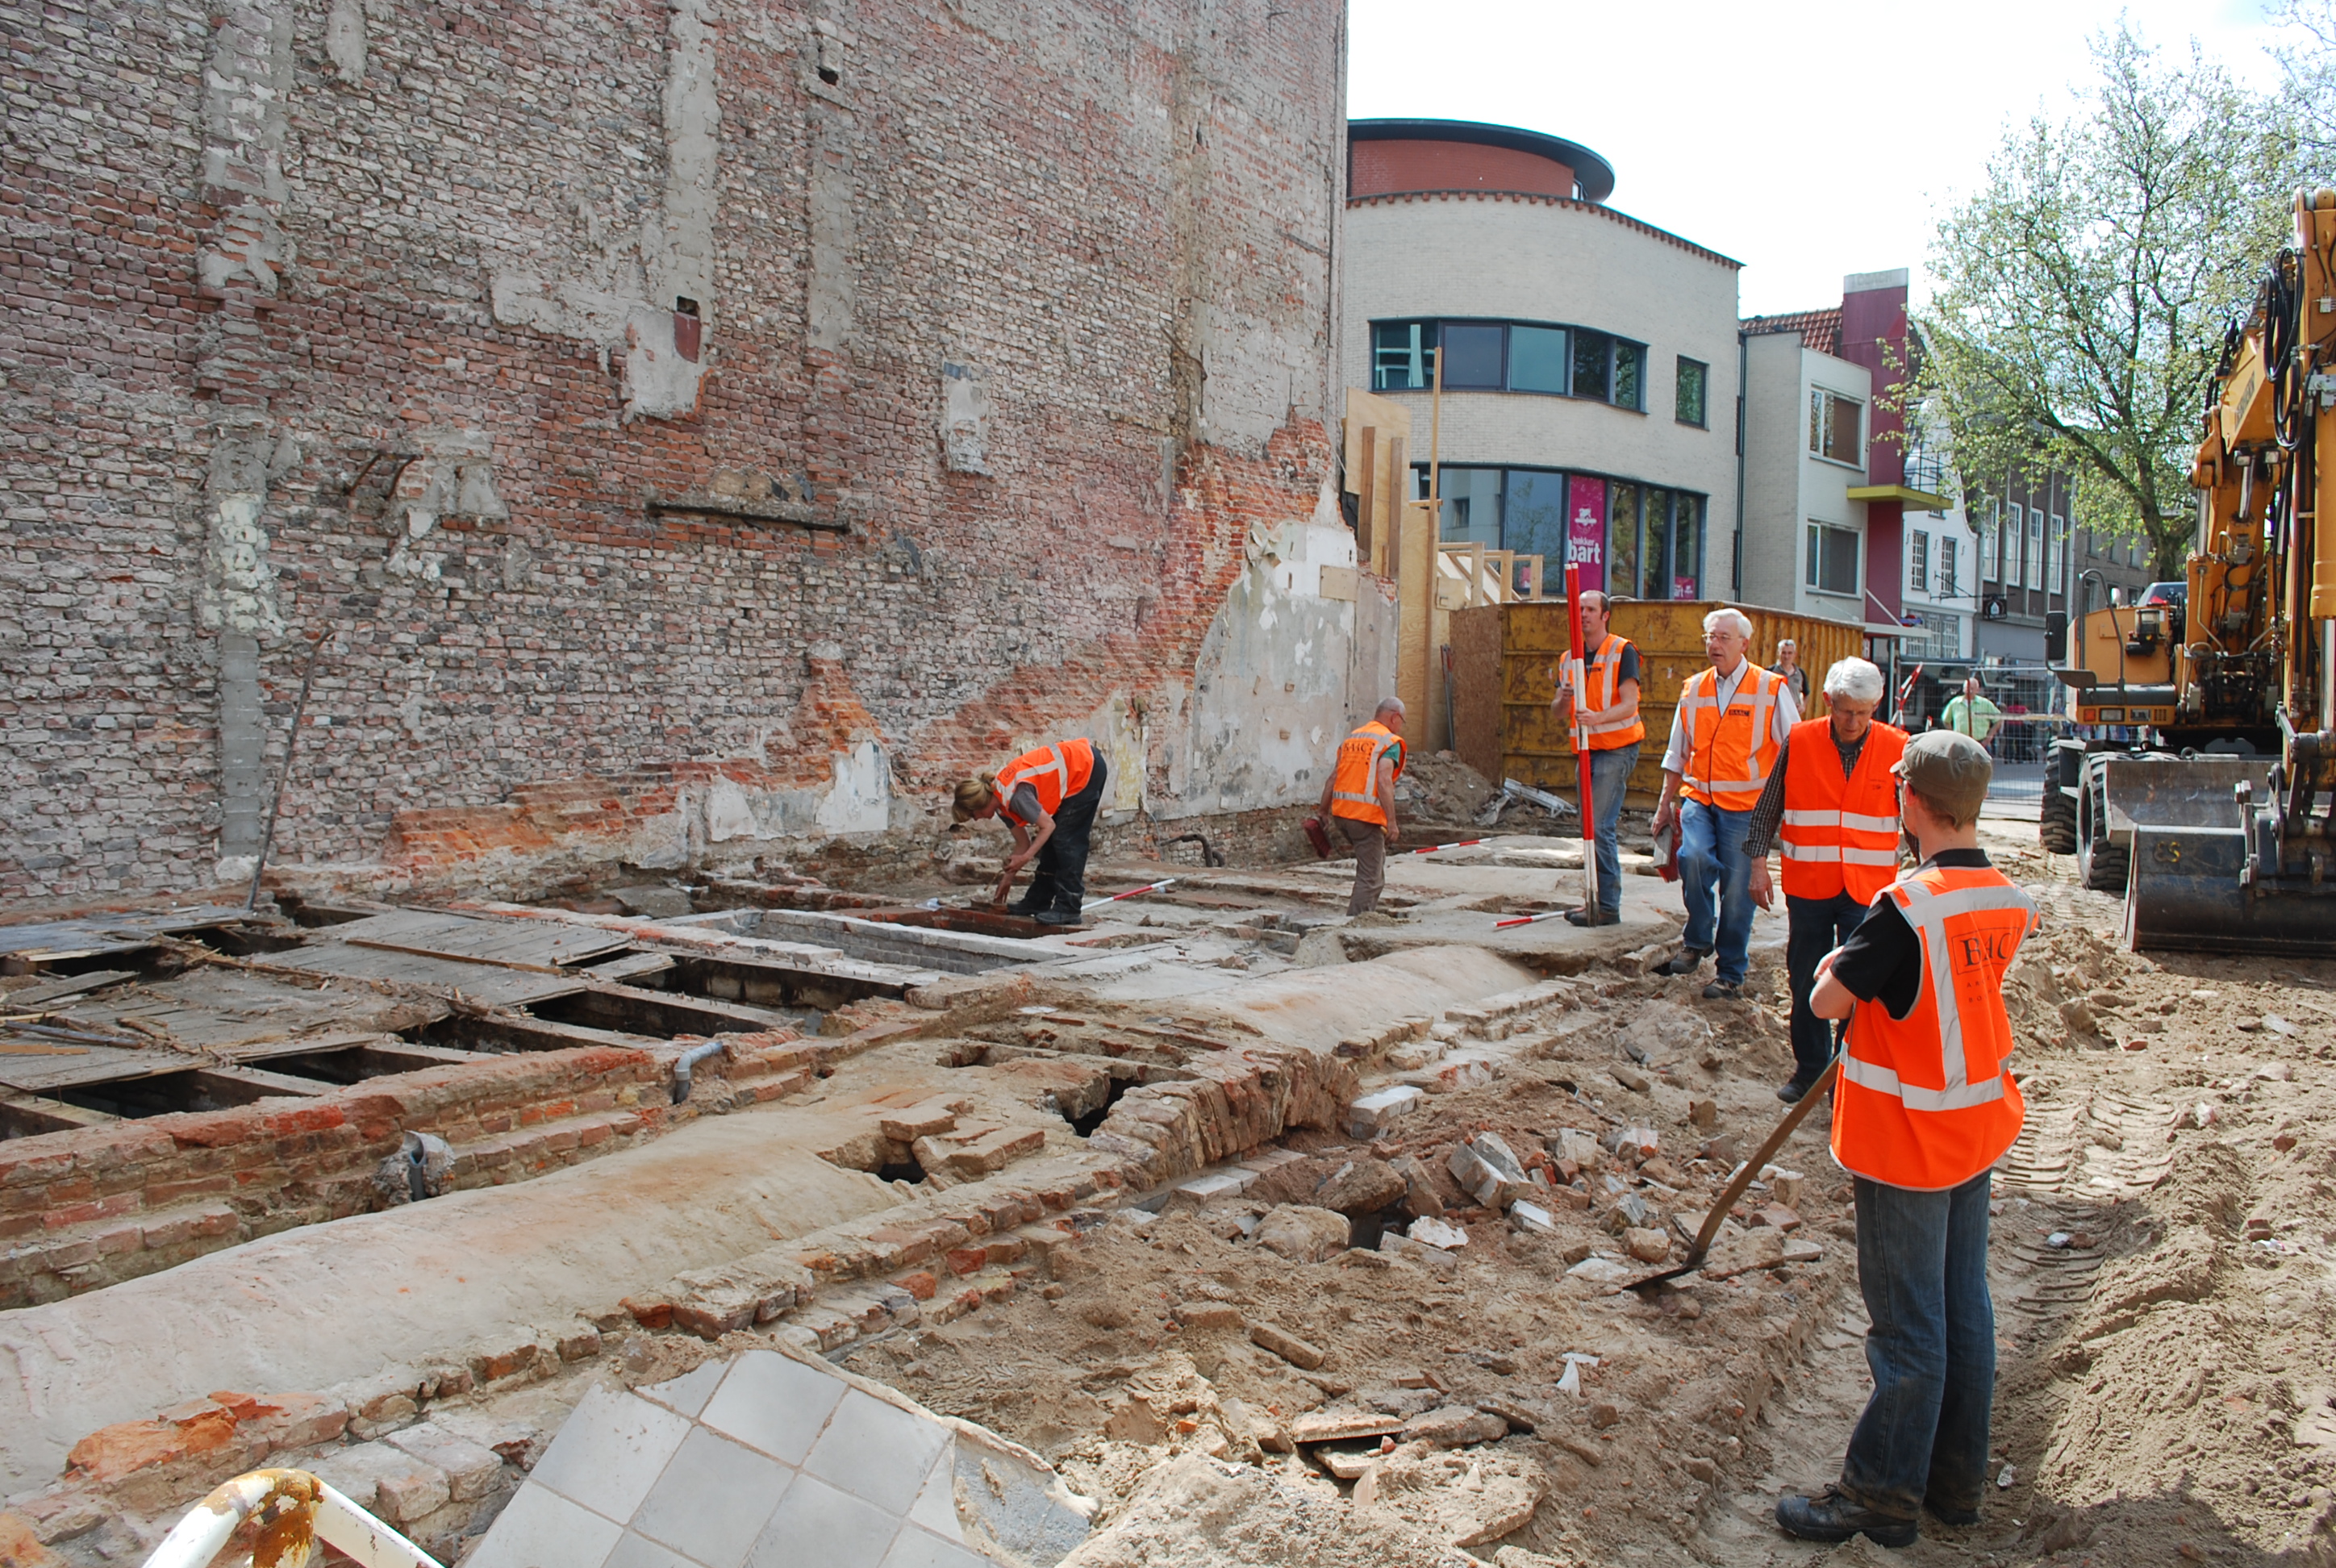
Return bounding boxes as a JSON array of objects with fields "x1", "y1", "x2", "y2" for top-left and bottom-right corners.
[
  {"x1": 1650, "y1": 608, "x2": 1800, "y2": 1000},
  {"x1": 1743, "y1": 657, "x2": 1908, "y2": 1101}
]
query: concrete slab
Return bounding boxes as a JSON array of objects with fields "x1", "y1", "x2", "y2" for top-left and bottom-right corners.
[
  {"x1": 1174, "y1": 947, "x2": 1540, "y2": 1051},
  {"x1": 472, "y1": 1348, "x2": 1087, "y2": 1568}
]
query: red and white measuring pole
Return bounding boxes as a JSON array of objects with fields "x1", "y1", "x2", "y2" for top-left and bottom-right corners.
[
  {"x1": 1403, "y1": 838, "x2": 1486, "y2": 856},
  {"x1": 1565, "y1": 562, "x2": 1600, "y2": 917},
  {"x1": 1078, "y1": 878, "x2": 1178, "y2": 912}
]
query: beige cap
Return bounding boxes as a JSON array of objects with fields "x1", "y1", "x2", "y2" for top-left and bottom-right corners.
[{"x1": 1894, "y1": 730, "x2": 1992, "y2": 823}]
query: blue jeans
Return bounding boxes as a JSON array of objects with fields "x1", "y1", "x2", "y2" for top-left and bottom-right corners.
[
  {"x1": 1842, "y1": 1172, "x2": 1996, "y2": 1521},
  {"x1": 1786, "y1": 891, "x2": 1868, "y2": 1079},
  {"x1": 1585, "y1": 742, "x2": 1639, "y2": 919},
  {"x1": 1677, "y1": 799, "x2": 1754, "y2": 983}
]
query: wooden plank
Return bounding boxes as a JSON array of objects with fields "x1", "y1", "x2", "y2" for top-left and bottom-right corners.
[
  {"x1": 267, "y1": 942, "x2": 585, "y2": 1006},
  {"x1": 5, "y1": 970, "x2": 137, "y2": 1007},
  {"x1": 186, "y1": 1065, "x2": 330, "y2": 1102},
  {"x1": 0, "y1": 905, "x2": 261, "y2": 963},
  {"x1": 584, "y1": 951, "x2": 674, "y2": 983},
  {"x1": 0, "y1": 1094, "x2": 117, "y2": 1135},
  {"x1": 311, "y1": 911, "x2": 631, "y2": 968}
]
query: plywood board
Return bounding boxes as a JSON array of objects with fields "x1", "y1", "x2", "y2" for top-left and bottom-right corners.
[
  {"x1": 0, "y1": 906, "x2": 260, "y2": 964},
  {"x1": 311, "y1": 910, "x2": 632, "y2": 968},
  {"x1": 267, "y1": 942, "x2": 587, "y2": 1007}
]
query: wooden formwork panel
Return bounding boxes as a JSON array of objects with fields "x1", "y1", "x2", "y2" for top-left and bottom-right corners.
[{"x1": 1466, "y1": 601, "x2": 1866, "y2": 807}]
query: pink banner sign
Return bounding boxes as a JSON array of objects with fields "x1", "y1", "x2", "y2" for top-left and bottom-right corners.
[
  {"x1": 1565, "y1": 476, "x2": 1606, "y2": 594},
  {"x1": 1673, "y1": 576, "x2": 1697, "y2": 601}
]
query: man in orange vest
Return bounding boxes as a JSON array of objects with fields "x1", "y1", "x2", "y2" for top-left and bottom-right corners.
[
  {"x1": 1548, "y1": 590, "x2": 1643, "y2": 927},
  {"x1": 1776, "y1": 731, "x2": 2035, "y2": 1549},
  {"x1": 1315, "y1": 698, "x2": 1406, "y2": 915},
  {"x1": 1741, "y1": 657, "x2": 1905, "y2": 1103},
  {"x1": 1650, "y1": 607, "x2": 1799, "y2": 999},
  {"x1": 949, "y1": 737, "x2": 1108, "y2": 924}
]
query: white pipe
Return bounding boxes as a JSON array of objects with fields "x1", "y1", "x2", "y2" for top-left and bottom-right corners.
[
  {"x1": 143, "y1": 1470, "x2": 440, "y2": 1568},
  {"x1": 671, "y1": 1039, "x2": 729, "y2": 1103}
]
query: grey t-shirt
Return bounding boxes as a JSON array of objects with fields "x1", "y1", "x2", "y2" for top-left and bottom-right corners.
[{"x1": 1005, "y1": 782, "x2": 1045, "y2": 826}]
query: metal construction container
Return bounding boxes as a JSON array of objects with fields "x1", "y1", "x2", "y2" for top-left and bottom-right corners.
[{"x1": 1452, "y1": 599, "x2": 1867, "y2": 807}]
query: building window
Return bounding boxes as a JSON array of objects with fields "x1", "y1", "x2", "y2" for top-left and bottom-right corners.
[
  {"x1": 2046, "y1": 515, "x2": 2066, "y2": 598},
  {"x1": 2029, "y1": 508, "x2": 2045, "y2": 594},
  {"x1": 1808, "y1": 390, "x2": 1863, "y2": 466},
  {"x1": 1938, "y1": 536, "x2": 1959, "y2": 598},
  {"x1": 2007, "y1": 503, "x2": 2026, "y2": 589},
  {"x1": 1612, "y1": 340, "x2": 1645, "y2": 411},
  {"x1": 1909, "y1": 531, "x2": 1930, "y2": 593},
  {"x1": 1675, "y1": 357, "x2": 1708, "y2": 426},
  {"x1": 1979, "y1": 507, "x2": 1997, "y2": 583},
  {"x1": 1373, "y1": 321, "x2": 1431, "y2": 391},
  {"x1": 1412, "y1": 465, "x2": 1704, "y2": 598},
  {"x1": 1806, "y1": 523, "x2": 1859, "y2": 596},
  {"x1": 1508, "y1": 325, "x2": 1569, "y2": 394},
  {"x1": 1439, "y1": 322, "x2": 1505, "y2": 390}
]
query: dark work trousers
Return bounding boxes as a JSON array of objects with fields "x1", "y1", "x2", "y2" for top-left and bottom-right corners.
[
  {"x1": 1016, "y1": 757, "x2": 1108, "y2": 919},
  {"x1": 1841, "y1": 1171, "x2": 1997, "y2": 1522},
  {"x1": 1786, "y1": 890, "x2": 1871, "y2": 1082}
]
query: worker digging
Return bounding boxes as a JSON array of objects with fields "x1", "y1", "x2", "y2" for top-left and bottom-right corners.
[
  {"x1": 1318, "y1": 697, "x2": 1409, "y2": 917},
  {"x1": 953, "y1": 737, "x2": 1111, "y2": 926}
]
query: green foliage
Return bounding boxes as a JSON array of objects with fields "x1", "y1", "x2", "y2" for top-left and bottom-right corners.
[{"x1": 1915, "y1": 25, "x2": 2301, "y2": 581}]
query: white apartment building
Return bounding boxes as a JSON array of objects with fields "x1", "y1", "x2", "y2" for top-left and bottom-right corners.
[
  {"x1": 1339, "y1": 119, "x2": 1741, "y2": 600},
  {"x1": 1738, "y1": 320, "x2": 1875, "y2": 620}
]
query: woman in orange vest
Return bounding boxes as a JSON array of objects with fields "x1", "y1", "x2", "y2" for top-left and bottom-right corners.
[
  {"x1": 1547, "y1": 590, "x2": 1643, "y2": 927},
  {"x1": 950, "y1": 737, "x2": 1108, "y2": 924},
  {"x1": 1775, "y1": 732, "x2": 2034, "y2": 1549},
  {"x1": 1740, "y1": 657, "x2": 1905, "y2": 1103},
  {"x1": 1314, "y1": 697, "x2": 1406, "y2": 915},
  {"x1": 1649, "y1": 607, "x2": 1799, "y2": 999}
]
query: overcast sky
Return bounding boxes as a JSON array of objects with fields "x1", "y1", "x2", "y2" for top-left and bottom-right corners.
[{"x1": 1348, "y1": 0, "x2": 2295, "y2": 316}]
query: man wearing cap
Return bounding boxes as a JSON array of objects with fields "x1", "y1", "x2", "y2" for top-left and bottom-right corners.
[
  {"x1": 1741, "y1": 657, "x2": 1907, "y2": 1104},
  {"x1": 1775, "y1": 732, "x2": 2037, "y2": 1549},
  {"x1": 950, "y1": 737, "x2": 1109, "y2": 924},
  {"x1": 1548, "y1": 590, "x2": 1642, "y2": 927}
]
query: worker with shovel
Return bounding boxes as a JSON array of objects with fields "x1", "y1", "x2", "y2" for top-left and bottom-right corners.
[
  {"x1": 1774, "y1": 731, "x2": 2036, "y2": 1549},
  {"x1": 950, "y1": 737, "x2": 1109, "y2": 925}
]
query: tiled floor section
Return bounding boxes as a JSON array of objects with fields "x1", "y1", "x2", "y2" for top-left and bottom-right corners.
[{"x1": 468, "y1": 1348, "x2": 1088, "y2": 1568}]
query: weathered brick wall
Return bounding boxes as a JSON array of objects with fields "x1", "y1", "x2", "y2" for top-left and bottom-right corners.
[{"x1": 0, "y1": 0, "x2": 1353, "y2": 899}]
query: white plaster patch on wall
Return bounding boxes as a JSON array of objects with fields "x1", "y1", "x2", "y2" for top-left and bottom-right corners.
[
  {"x1": 807, "y1": 110, "x2": 857, "y2": 351},
  {"x1": 385, "y1": 428, "x2": 507, "y2": 581},
  {"x1": 324, "y1": 0, "x2": 365, "y2": 83},
  {"x1": 704, "y1": 775, "x2": 758, "y2": 842},
  {"x1": 202, "y1": 494, "x2": 286, "y2": 636},
  {"x1": 940, "y1": 362, "x2": 993, "y2": 474},
  {"x1": 815, "y1": 740, "x2": 892, "y2": 834},
  {"x1": 198, "y1": 202, "x2": 294, "y2": 294}
]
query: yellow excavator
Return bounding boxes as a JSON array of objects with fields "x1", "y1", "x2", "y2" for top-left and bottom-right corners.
[{"x1": 2046, "y1": 188, "x2": 2336, "y2": 953}]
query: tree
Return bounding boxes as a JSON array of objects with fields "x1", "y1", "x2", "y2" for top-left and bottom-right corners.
[{"x1": 1916, "y1": 26, "x2": 2299, "y2": 581}]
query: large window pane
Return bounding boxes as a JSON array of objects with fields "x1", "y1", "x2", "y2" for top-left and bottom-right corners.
[
  {"x1": 1613, "y1": 341, "x2": 1645, "y2": 411},
  {"x1": 1670, "y1": 494, "x2": 1703, "y2": 598},
  {"x1": 1572, "y1": 329, "x2": 1612, "y2": 402},
  {"x1": 1807, "y1": 523, "x2": 1858, "y2": 595},
  {"x1": 1439, "y1": 323, "x2": 1504, "y2": 390},
  {"x1": 1503, "y1": 469, "x2": 1567, "y2": 584},
  {"x1": 1608, "y1": 482, "x2": 1641, "y2": 599},
  {"x1": 1372, "y1": 321, "x2": 1428, "y2": 391},
  {"x1": 1418, "y1": 464, "x2": 1503, "y2": 546},
  {"x1": 1508, "y1": 327, "x2": 1568, "y2": 394},
  {"x1": 1675, "y1": 357, "x2": 1708, "y2": 425}
]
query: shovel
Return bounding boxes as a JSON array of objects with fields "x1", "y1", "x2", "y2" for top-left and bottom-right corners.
[{"x1": 1622, "y1": 1054, "x2": 1840, "y2": 1294}]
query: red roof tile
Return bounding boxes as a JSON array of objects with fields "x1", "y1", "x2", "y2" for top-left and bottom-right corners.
[{"x1": 1741, "y1": 307, "x2": 1842, "y2": 357}]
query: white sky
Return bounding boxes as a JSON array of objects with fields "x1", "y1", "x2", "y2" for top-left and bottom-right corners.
[{"x1": 1348, "y1": 0, "x2": 2293, "y2": 316}]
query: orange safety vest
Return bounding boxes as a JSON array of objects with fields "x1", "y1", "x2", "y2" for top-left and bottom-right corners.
[
  {"x1": 994, "y1": 738, "x2": 1096, "y2": 828},
  {"x1": 1558, "y1": 633, "x2": 1647, "y2": 754},
  {"x1": 1329, "y1": 720, "x2": 1405, "y2": 826},
  {"x1": 1678, "y1": 663, "x2": 1785, "y2": 811},
  {"x1": 1777, "y1": 719, "x2": 1908, "y2": 903},
  {"x1": 1833, "y1": 865, "x2": 2037, "y2": 1191}
]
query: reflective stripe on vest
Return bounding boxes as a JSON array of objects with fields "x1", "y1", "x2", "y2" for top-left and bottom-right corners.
[
  {"x1": 1679, "y1": 664, "x2": 1783, "y2": 810},
  {"x1": 1559, "y1": 634, "x2": 1646, "y2": 753},
  {"x1": 1833, "y1": 866, "x2": 2038, "y2": 1191},
  {"x1": 995, "y1": 738, "x2": 1095, "y2": 828},
  {"x1": 1776, "y1": 721, "x2": 1907, "y2": 902},
  {"x1": 1329, "y1": 721, "x2": 1405, "y2": 825}
]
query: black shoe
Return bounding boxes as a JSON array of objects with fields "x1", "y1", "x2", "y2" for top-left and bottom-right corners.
[
  {"x1": 1924, "y1": 1499, "x2": 1981, "y2": 1528},
  {"x1": 1563, "y1": 907, "x2": 1594, "y2": 927},
  {"x1": 1775, "y1": 1486, "x2": 1917, "y2": 1548},
  {"x1": 1034, "y1": 908, "x2": 1081, "y2": 926},
  {"x1": 1007, "y1": 900, "x2": 1045, "y2": 917},
  {"x1": 1701, "y1": 979, "x2": 1742, "y2": 1001},
  {"x1": 1776, "y1": 1072, "x2": 1821, "y2": 1105},
  {"x1": 1658, "y1": 949, "x2": 1709, "y2": 977}
]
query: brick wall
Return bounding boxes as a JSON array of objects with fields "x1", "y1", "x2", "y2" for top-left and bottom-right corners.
[{"x1": 0, "y1": 0, "x2": 1351, "y2": 899}]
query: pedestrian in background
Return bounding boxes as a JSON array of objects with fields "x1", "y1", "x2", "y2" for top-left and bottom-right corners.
[
  {"x1": 1774, "y1": 638, "x2": 1808, "y2": 707},
  {"x1": 1742, "y1": 657, "x2": 1905, "y2": 1103},
  {"x1": 1549, "y1": 590, "x2": 1642, "y2": 926},
  {"x1": 1938, "y1": 676, "x2": 2002, "y2": 746},
  {"x1": 1650, "y1": 608, "x2": 1800, "y2": 999}
]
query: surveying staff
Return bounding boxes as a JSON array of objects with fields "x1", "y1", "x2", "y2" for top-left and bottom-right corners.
[
  {"x1": 1742, "y1": 657, "x2": 1906, "y2": 1104},
  {"x1": 1650, "y1": 608, "x2": 1800, "y2": 999},
  {"x1": 951, "y1": 736, "x2": 1108, "y2": 925},
  {"x1": 1548, "y1": 590, "x2": 1643, "y2": 927},
  {"x1": 1775, "y1": 732, "x2": 2036, "y2": 1549},
  {"x1": 1317, "y1": 698, "x2": 1407, "y2": 916}
]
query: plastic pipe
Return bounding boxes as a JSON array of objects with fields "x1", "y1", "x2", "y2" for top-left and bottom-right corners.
[
  {"x1": 143, "y1": 1469, "x2": 440, "y2": 1568},
  {"x1": 670, "y1": 1040, "x2": 729, "y2": 1104}
]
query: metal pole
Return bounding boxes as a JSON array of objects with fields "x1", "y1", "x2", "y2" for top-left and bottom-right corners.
[{"x1": 246, "y1": 634, "x2": 326, "y2": 912}]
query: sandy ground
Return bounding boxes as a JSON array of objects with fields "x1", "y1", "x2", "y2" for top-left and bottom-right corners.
[{"x1": 836, "y1": 819, "x2": 2336, "y2": 1566}]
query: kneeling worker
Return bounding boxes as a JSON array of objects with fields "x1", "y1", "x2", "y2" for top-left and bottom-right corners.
[
  {"x1": 1776, "y1": 732, "x2": 2036, "y2": 1548},
  {"x1": 1742, "y1": 657, "x2": 1906, "y2": 1103},
  {"x1": 1316, "y1": 698, "x2": 1406, "y2": 915},
  {"x1": 951, "y1": 736, "x2": 1108, "y2": 925}
]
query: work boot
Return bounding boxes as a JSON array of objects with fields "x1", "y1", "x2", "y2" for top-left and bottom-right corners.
[
  {"x1": 1658, "y1": 949, "x2": 1709, "y2": 976},
  {"x1": 1034, "y1": 907, "x2": 1082, "y2": 926},
  {"x1": 1701, "y1": 979, "x2": 1742, "y2": 1002},
  {"x1": 1562, "y1": 907, "x2": 1594, "y2": 928},
  {"x1": 1776, "y1": 1070, "x2": 1821, "y2": 1105},
  {"x1": 1924, "y1": 1498, "x2": 1982, "y2": 1528},
  {"x1": 1775, "y1": 1487, "x2": 1917, "y2": 1548}
]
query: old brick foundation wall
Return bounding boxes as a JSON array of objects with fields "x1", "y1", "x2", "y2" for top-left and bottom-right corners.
[{"x1": 1, "y1": 0, "x2": 1363, "y2": 901}]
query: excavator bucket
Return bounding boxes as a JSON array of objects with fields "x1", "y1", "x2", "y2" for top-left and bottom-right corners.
[{"x1": 2114, "y1": 756, "x2": 2336, "y2": 955}]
